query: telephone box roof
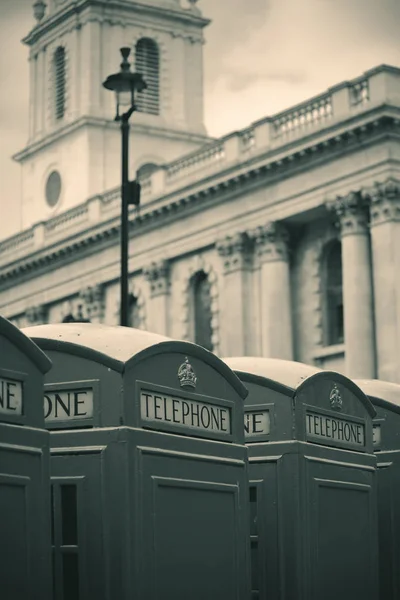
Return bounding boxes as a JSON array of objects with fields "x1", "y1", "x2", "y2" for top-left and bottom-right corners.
[
  {"x1": 355, "y1": 379, "x2": 400, "y2": 415},
  {"x1": 23, "y1": 323, "x2": 248, "y2": 398},
  {"x1": 223, "y1": 357, "x2": 322, "y2": 395},
  {"x1": 1, "y1": 315, "x2": 52, "y2": 373},
  {"x1": 223, "y1": 356, "x2": 376, "y2": 417}
]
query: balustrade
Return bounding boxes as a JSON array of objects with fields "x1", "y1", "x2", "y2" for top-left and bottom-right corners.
[{"x1": 0, "y1": 65, "x2": 397, "y2": 269}]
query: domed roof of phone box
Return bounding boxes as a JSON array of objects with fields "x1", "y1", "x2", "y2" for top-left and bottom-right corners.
[
  {"x1": 223, "y1": 357, "x2": 323, "y2": 395},
  {"x1": 22, "y1": 323, "x2": 248, "y2": 398},
  {"x1": 355, "y1": 379, "x2": 400, "y2": 415},
  {"x1": 223, "y1": 356, "x2": 375, "y2": 416},
  {"x1": 1, "y1": 315, "x2": 51, "y2": 373}
]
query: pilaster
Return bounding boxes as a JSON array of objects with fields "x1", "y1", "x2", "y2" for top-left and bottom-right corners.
[
  {"x1": 253, "y1": 222, "x2": 293, "y2": 360},
  {"x1": 216, "y1": 232, "x2": 253, "y2": 356},
  {"x1": 364, "y1": 178, "x2": 400, "y2": 382},
  {"x1": 326, "y1": 191, "x2": 376, "y2": 378},
  {"x1": 144, "y1": 260, "x2": 171, "y2": 335}
]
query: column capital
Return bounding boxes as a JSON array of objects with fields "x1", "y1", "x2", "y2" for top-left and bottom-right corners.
[
  {"x1": 252, "y1": 222, "x2": 289, "y2": 262},
  {"x1": 144, "y1": 259, "x2": 171, "y2": 297},
  {"x1": 326, "y1": 191, "x2": 369, "y2": 235},
  {"x1": 216, "y1": 232, "x2": 253, "y2": 273},
  {"x1": 79, "y1": 284, "x2": 105, "y2": 321},
  {"x1": 363, "y1": 177, "x2": 400, "y2": 226},
  {"x1": 25, "y1": 304, "x2": 48, "y2": 325}
]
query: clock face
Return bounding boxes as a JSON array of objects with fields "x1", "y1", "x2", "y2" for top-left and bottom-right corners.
[{"x1": 45, "y1": 170, "x2": 62, "y2": 207}]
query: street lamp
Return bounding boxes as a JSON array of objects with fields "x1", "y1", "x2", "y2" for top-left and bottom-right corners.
[{"x1": 103, "y1": 47, "x2": 147, "y2": 327}]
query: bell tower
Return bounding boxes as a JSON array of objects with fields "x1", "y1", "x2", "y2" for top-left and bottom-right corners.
[{"x1": 15, "y1": 0, "x2": 210, "y2": 228}]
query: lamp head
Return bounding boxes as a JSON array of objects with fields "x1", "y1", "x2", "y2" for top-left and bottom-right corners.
[{"x1": 103, "y1": 48, "x2": 147, "y2": 120}]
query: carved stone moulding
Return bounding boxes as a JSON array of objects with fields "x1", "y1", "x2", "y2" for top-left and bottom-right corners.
[
  {"x1": 25, "y1": 303, "x2": 48, "y2": 325},
  {"x1": 143, "y1": 259, "x2": 171, "y2": 297},
  {"x1": 325, "y1": 191, "x2": 369, "y2": 235},
  {"x1": 362, "y1": 177, "x2": 400, "y2": 226},
  {"x1": 216, "y1": 231, "x2": 253, "y2": 273},
  {"x1": 251, "y1": 221, "x2": 290, "y2": 263}
]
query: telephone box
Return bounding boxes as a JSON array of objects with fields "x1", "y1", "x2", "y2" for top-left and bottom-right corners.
[
  {"x1": 354, "y1": 379, "x2": 400, "y2": 600},
  {"x1": 223, "y1": 357, "x2": 379, "y2": 600},
  {"x1": 0, "y1": 316, "x2": 52, "y2": 600},
  {"x1": 22, "y1": 323, "x2": 251, "y2": 600}
]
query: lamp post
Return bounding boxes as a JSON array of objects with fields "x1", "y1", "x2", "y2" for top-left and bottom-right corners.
[{"x1": 103, "y1": 47, "x2": 146, "y2": 327}]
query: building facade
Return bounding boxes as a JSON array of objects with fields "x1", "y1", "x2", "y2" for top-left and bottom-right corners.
[{"x1": 1, "y1": 0, "x2": 400, "y2": 382}]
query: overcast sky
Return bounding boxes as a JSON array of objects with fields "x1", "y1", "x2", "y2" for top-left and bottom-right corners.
[{"x1": 1, "y1": 0, "x2": 400, "y2": 238}]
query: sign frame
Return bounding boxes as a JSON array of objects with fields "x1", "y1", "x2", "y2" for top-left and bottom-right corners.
[
  {"x1": 244, "y1": 403, "x2": 274, "y2": 443},
  {"x1": 44, "y1": 379, "x2": 99, "y2": 429},
  {"x1": 302, "y1": 403, "x2": 367, "y2": 452},
  {"x1": 0, "y1": 366, "x2": 27, "y2": 425},
  {"x1": 136, "y1": 380, "x2": 235, "y2": 442},
  {"x1": 372, "y1": 418, "x2": 385, "y2": 451}
]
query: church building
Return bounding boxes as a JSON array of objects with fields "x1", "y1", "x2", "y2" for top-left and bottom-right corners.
[{"x1": 1, "y1": 0, "x2": 400, "y2": 382}]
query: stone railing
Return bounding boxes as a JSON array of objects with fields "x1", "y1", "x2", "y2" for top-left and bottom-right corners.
[
  {"x1": 0, "y1": 229, "x2": 35, "y2": 262},
  {"x1": 1, "y1": 64, "x2": 399, "y2": 266},
  {"x1": 240, "y1": 128, "x2": 256, "y2": 154},
  {"x1": 271, "y1": 93, "x2": 333, "y2": 139},
  {"x1": 45, "y1": 203, "x2": 89, "y2": 236},
  {"x1": 349, "y1": 78, "x2": 370, "y2": 107},
  {"x1": 165, "y1": 140, "x2": 225, "y2": 184}
]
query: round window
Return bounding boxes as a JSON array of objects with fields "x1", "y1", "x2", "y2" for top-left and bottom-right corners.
[{"x1": 45, "y1": 170, "x2": 62, "y2": 207}]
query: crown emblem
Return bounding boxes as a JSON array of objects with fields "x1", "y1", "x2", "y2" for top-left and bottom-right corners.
[
  {"x1": 178, "y1": 357, "x2": 197, "y2": 389},
  {"x1": 329, "y1": 384, "x2": 342, "y2": 410}
]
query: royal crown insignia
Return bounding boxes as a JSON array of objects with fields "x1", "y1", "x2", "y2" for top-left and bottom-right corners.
[
  {"x1": 178, "y1": 357, "x2": 197, "y2": 389},
  {"x1": 329, "y1": 384, "x2": 343, "y2": 410}
]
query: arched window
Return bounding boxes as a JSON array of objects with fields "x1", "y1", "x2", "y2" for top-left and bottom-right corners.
[
  {"x1": 191, "y1": 271, "x2": 213, "y2": 351},
  {"x1": 323, "y1": 240, "x2": 344, "y2": 346},
  {"x1": 128, "y1": 294, "x2": 141, "y2": 328},
  {"x1": 137, "y1": 162, "x2": 159, "y2": 180},
  {"x1": 54, "y1": 46, "x2": 66, "y2": 120},
  {"x1": 135, "y1": 38, "x2": 160, "y2": 115}
]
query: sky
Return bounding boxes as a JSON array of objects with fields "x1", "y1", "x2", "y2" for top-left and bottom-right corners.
[{"x1": 1, "y1": 0, "x2": 400, "y2": 238}]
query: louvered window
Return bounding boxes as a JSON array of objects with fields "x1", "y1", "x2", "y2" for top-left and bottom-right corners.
[
  {"x1": 54, "y1": 46, "x2": 66, "y2": 120},
  {"x1": 135, "y1": 38, "x2": 160, "y2": 115}
]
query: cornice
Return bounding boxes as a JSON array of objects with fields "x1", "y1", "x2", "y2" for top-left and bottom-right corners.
[
  {"x1": 2, "y1": 112, "x2": 400, "y2": 287},
  {"x1": 14, "y1": 116, "x2": 212, "y2": 162},
  {"x1": 24, "y1": 0, "x2": 209, "y2": 47}
]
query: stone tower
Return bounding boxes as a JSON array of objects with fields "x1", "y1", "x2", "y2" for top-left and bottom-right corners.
[{"x1": 14, "y1": 0, "x2": 211, "y2": 228}]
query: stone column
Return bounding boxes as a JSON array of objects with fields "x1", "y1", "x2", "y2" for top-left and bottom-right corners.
[
  {"x1": 79, "y1": 284, "x2": 105, "y2": 323},
  {"x1": 327, "y1": 192, "x2": 376, "y2": 378},
  {"x1": 144, "y1": 260, "x2": 171, "y2": 336},
  {"x1": 253, "y1": 222, "x2": 293, "y2": 360},
  {"x1": 365, "y1": 178, "x2": 400, "y2": 382},
  {"x1": 216, "y1": 232, "x2": 253, "y2": 356}
]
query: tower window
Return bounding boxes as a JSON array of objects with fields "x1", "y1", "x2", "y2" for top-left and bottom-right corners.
[
  {"x1": 191, "y1": 271, "x2": 213, "y2": 351},
  {"x1": 135, "y1": 38, "x2": 160, "y2": 115},
  {"x1": 45, "y1": 170, "x2": 62, "y2": 207},
  {"x1": 322, "y1": 240, "x2": 344, "y2": 346},
  {"x1": 54, "y1": 46, "x2": 66, "y2": 120},
  {"x1": 137, "y1": 163, "x2": 159, "y2": 180}
]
